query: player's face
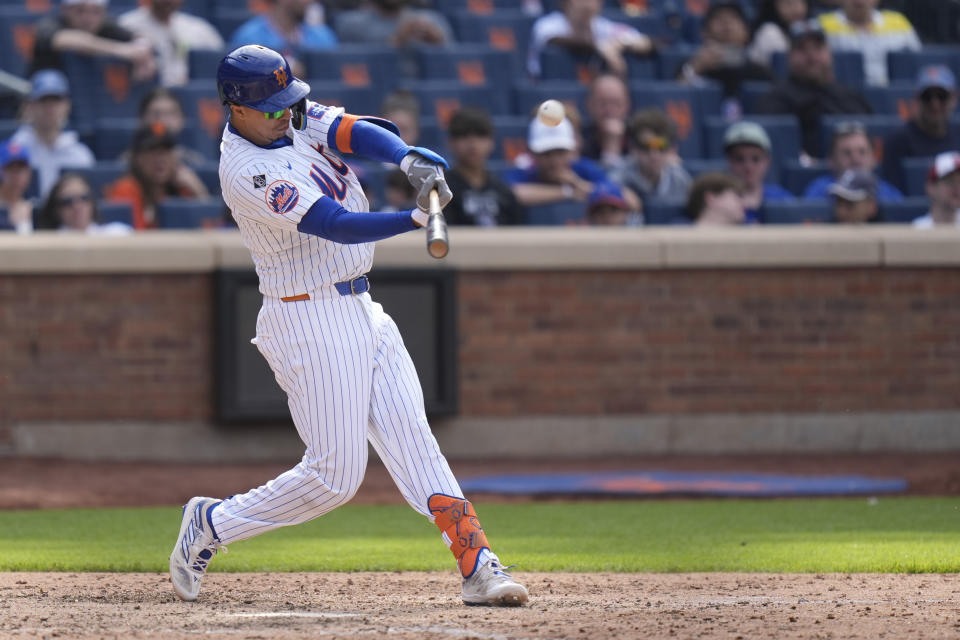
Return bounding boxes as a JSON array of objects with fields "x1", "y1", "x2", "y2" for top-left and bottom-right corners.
[
  {"x1": 726, "y1": 144, "x2": 770, "y2": 190},
  {"x1": 55, "y1": 177, "x2": 95, "y2": 231},
  {"x1": 833, "y1": 197, "x2": 877, "y2": 224},
  {"x1": 230, "y1": 104, "x2": 293, "y2": 146}
]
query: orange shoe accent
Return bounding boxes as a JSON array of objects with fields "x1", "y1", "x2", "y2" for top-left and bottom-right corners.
[{"x1": 428, "y1": 494, "x2": 490, "y2": 578}]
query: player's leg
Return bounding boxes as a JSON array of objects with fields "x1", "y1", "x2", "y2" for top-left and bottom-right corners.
[
  {"x1": 170, "y1": 296, "x2": 374, "y2": 600},
  {"x1": 364, "y1": 299, "x2": 528, "y2": 606}
]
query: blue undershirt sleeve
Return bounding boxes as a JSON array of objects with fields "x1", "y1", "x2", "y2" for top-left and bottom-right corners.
[
  {"x1": 297, "y1": 196, "x2": 417, "y2": 243},
  {"x1": 328, "y1": 118, "x2": 408, "y2": 164}
]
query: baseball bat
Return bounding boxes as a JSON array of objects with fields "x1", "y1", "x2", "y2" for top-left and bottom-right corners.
[{"x1": 426, "y1": 188, "x2": 449, "y2": 259}]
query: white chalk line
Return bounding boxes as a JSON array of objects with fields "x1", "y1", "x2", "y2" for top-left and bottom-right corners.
[{"x1": 225, "y1": 611, "x2": 362, "y2": 619}]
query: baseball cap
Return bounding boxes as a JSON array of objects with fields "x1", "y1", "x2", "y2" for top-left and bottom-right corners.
[
  {"x1": 828, "y1": 169, "x2": 878, "y2": 201},
  {"x1": 587, "y1": 182, "x2": 629, "y2": 213},
  {"x1": 29, "y1": 69, "x2": 69, "y2": 100},
  {"x1": 788, "y1": 18, "x2": 826, "y2": 47},
  {"x1": 723, "y1": 121, "x2": 771, "y2": 153},
  {"x1": 528, "y1": 117, "x2": 576, "y2": 154},
  {"x1": 915, "y1": 64, "x2": 957, "y2": 94},
  {"x1": 0, "y1": 140, "x2": 29, "y2": 168},
  {"x1": 131, "y1": 123, "x2": 177, "y2": 153},
  {"x1": 927, "y1": 151, "x2": 960, "y2": 182}
]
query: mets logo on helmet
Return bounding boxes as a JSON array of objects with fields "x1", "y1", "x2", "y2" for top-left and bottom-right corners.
[
  {"x1": 273, "y1": 67, "x2": 288, "y2": 88},
  {"x1": 266, "y1": 180, "x2": 299, "y2": 214}
]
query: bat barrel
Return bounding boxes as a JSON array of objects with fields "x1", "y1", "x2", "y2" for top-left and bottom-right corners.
[{"x1": 426, "y1": 189, "x2": 448, "y2": 259}]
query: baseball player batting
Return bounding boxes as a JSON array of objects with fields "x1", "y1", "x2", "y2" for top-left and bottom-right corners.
[{"x1": 168, "y1": 45, "x2": 528, "y2": 607}]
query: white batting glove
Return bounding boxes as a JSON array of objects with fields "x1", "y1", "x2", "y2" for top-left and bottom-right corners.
[{"x1": 400, "y1": 151, "x2": 453, "y2": 211}]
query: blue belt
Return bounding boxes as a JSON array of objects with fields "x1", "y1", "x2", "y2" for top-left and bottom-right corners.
[{"x1": 281, "y1": 275, "x2": 369, "y2": 302}]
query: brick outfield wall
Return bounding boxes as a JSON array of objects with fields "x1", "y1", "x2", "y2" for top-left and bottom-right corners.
[{"x1": 2, "y1": 268, "x2": 959, "y2": 424}]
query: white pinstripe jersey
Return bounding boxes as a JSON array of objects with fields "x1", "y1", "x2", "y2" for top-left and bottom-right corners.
[{"x1": 219, "y1": 101, "x2": 372, "y2": 298}]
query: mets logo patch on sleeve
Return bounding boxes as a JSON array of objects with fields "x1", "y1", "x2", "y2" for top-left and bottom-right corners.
[{"x1": 266, "y1": 180, "x2": 300, "y2": 214}]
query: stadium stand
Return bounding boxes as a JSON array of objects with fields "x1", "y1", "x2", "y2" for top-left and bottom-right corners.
[
  {"x1": 448, "y1": 10, "x2": 536, "y2": 56},
  {"x1": 771, "y1": 50, "x2": 866, "y2": 89},
  {"x1": 762, "y1": 200, "x2": 833, "y2": 224},
  {"x1": 304, "y1": 46, "x2": 402, "y2": 91},
  {"x1": 781, "y1": 161, "x2": 830, "y2": 197},
  {"x1": 415, "y1": 44, "x2": 520, "y2": 91},
  {"x1": 902, "y1": 157, "x2": 934, "y2": 197},
  {"x1": 155, "y1": 198, "x2": 225, "y2": 229},
  {"x1": 818, "y1": 114, "x2": 905, "y2": 166},
  {"x1": 524, "y1": 200, "x2": 585, "y2": 226},
  {"x1": 643, "y1": 198, "x2": 688, "y2": 225},
  {"x1": 97, "y1": 201, "x2": 134, "y2": 227},
  {"x1": 887, "y1": 45, "x2": 960, "y2": 83},
  {"x1": 882, "y1": 196, "x2": 929, "y2": 223}
]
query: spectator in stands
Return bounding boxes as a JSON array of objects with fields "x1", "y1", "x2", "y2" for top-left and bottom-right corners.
[
  {"x1": 828, "y1": 168, "x2": 882, "y2": 223},
  {"x1": 748, "y1": 0, "x2": 810, "y2": 68},
  {"x1": 677, "y1": 0, "x2": 772, "y2": 109},
  {"x1": 41, "y1": 173, "x2": 132, "y2": 235},
  {"x1": 30, "y1": 0, "x2": 156, "y2": 82},
  {"x1": 723, "y1": 121, "x2": 794, "y2": 223},
  {"x1": 581, "y1": 73, "x2": 632, "y2": 167},
  {"x1": 335, "y1": 0, "x2": 453, "y2": 47},
  {"x1": 379, "y1": 90, "x2": 421, "y2": 146},
  {"x1": 527, "y1": 0, "x2": 654, "y2": 78},
  {"x1": 586, "y1": 181, "x2": 632, "y2": 225},
  {"x1": 754, "y1": 19, "x2": 872, "y2": 159},
  {"x1": 229, "y1": 0, "x2": 338, "y2": 77},
  {"x1": 818, "y1": 0, "x2": 920, "y2": 87},
  {"x1": 685, "y1": 171, "x2": 746, "y2": 225},
  {"x1": 11, "y1": 70, "x2": 95, "y2": 199},
  {"x1": 914, "y1": 151, "x2": 960, "y2": 228},
  {"x1": 504, "y1": 116, "x2": 612, "y2": 208},
  {"x1": 611, "y1": 108, "x2": 692, "y2": 207},
  {"x1": 104, "y1": 124, "x2": 208, "y2": 229},
  {"x1": 0, "y1": 141, "x2": 35, "y2": 234},
  {"x1": 444, "y1": 108, "x2": 524, "y2": 226},
  {"x1": 137, "y1": 88, "x2": 206, "y2": 168},
  {"x1": 119, "y1": 0, "x2": 224, "y2": 88},
  {"x1": 881, "y1": 66, "x2": 960, "y2": 191},
  {"x1": 803, "y1": 120, "x2": 903, "y2": 201}
]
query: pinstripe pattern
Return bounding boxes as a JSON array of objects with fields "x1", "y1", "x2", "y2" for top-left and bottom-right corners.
[{"x1": 211, "y1": 103, "x2": 462, "y2": 546}]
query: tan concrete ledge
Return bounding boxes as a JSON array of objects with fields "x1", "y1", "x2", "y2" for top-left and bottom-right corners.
[{"x1": 2, "y1": 226, "x2": 960, "y2": 273}]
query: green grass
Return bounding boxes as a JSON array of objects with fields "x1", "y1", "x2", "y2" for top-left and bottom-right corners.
[{"x1": 1, "y1": 498, "x2": 958, "y2": 573}]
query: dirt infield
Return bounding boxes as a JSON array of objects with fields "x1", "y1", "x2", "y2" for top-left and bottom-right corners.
[
  {"x1": 2, "y1": 572, "x2": 958, "y2": 639},
  {"x1": 2, "y1": 454, "x2": 958, "y2": 639}
]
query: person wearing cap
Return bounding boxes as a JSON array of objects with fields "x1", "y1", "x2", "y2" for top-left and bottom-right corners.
[
  {"x1": 913, "y1": 151, "x2": 960, "y2": 228},
  {"x1": 818, "y1": 0, "x2": 920, "y2": 87},
  {"x1": 231, "y1": 0, "x2": 338, "y2": 79},
  {"x1": 754, "y1": 18, "x2": 872, "y2": 158},
  {"x1": 503, "y1": 115, "x2": 616, "y2": 209},
  {"x1": 526, "y1": 0, "x2": 654, "y2": 78},
  {"x1": 444, "y1": 107, "x2": 524, "y2": 227},
  {"x1": 722, "y1": 121, "x2": 794, "y2": 224},
  {"x1": 678, "y1": 0, "x2": 772, "y2": 105},
  {"x1": 30, "y1": 0, "x2": 156, "y2": 82},
  {"x1": 10, "y1": 70, "x2": 95, "y2": 199},
  {"x1": 586, "y1": 182, "x2": 633, "y2": 225},
  {"x1": 118, "y1": 0, "x2": 224, "y2": 88},
  {"x1": 611, "y1": 108, "x2": 692, "y2": 208},
  {"x1": 0, "y1": 140, "x2": 35, "y2": 235},
  {"x1": 747, "y1": 0, "x2": 811, "y2": 69},
  {"x1": 103, "y1": 124, "x2": 209, "y2": 229},
  {"x1": 828, "y1": 168, "x2": 881, "y2": 223},
  {"x1": 802, "y1": 120, "x2": 903, "y2": 201},
  {"x1": 881, "y1": 65, "x2": 960, "y2": 191},
  {"x1": 685, "y1": 171, "x2": 747, "y2": 226}
]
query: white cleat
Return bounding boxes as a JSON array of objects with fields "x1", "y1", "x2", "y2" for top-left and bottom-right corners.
[
  {"x1": 169, "y1": 496, "x2": 226, "y2": 601},
  {"x1": 462, "y1": 550, "x2": 529, "y2": 607}
]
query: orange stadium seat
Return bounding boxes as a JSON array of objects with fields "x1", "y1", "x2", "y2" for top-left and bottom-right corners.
[
  {"x1": 449, "y1": 11, "x2": 535, "y2": 56},
  {"x1": 414, "y1": 44, "x2": 519, "y2": 89},
  {"x1": 0, "y1": 7, "x2": 46, "y2": 77},
  {"x1": 303, "y1": 46, "x2": 401, "y2": 91},
  {"x1": 172, "y1": 82, "x2": 227, "y2": 160}
]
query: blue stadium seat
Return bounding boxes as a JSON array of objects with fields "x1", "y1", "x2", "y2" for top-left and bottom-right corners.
[
  {"x1": 881, "y1": 196, "x2": 928, "y2": 223},
  {"x1": 539, "y1": 46, "x2": 605, "y2": 84},
  {"x1": 62, "y1": 55, "x2": 155, "y2": 134},
  {"x1": 739, "y1": 81, "x2": 774, "y2": 113},
  {"x1": 861, "y1": 83, "x2": 915, "y2": 117},
  {"x1": 818, "y1": 114, "x2": 904, "y2": 166},
  {"x1": 194, "y1": 162, "x2": 222, "y2": 198},
  {"x1": 92, "y1": 118, "x2": 138, "y2": 161},
  {"x1": 655, "y1": 44, "x2": 697, "y2": 80},
  {"x1": 71, "y1": 162, "x2": 127, "y2": 198},
  {"x1": 772, "y1": 50, "x2": 865, "y2": 89},
  {"x1": 643, "y1": 198, "x2": 688, "y2": 225},
  {"x1": 630, "y1": 82, "x2": 721, "y2": 158},
  {"x1": 173, "y1": 81, "x2": 229, "y2": 159},
  {"x1": 97, "y1": 201, "x2": 134, "y2": 226},
  {"x1": 406, "y1": 80, "x2": 511, "y2": 123},
  {"x1": 901, "y1": 156, "x2": 933, "y2": 197},
  {"x1": 415, "y1": 44, "x2": 519, "y2": 89},
  {"x1": 683, "y1": 158, "x2": 726, "y2": 177},
  {"x1": 0, "y1": 7, "x2": 44, "y2": 76},
  {"x1": 491, "y1": 115, "x2": 529, "y2": 164},
  {"x1": 449, "y1": 10, "x2": 536, "y2": 58},
  {"x1": 212, "y1": 8, "x2": 253, "y2": 44},
  {"x1": 0, "y1": 118, "x2": 18, "y2": 140},
  {"x1": 156, "y1": 198, "x2": 226, "y2": 229},
  {"x1": 763, "y1": 199, "x2": 832, "y2": 224},
  {"x1": 416, "y1": 120, "x2": 451, "y2": 161},
  {"x1": 188, "y1": 48, "x2": 227, "y2": 80},
  {"x1": 887, "y1": 46, "x2": 960, "y2": 84},
  {"x1": 702, "y1": 115, "x2": 801, "y2": 179},
  {"x1": 602, "y1": 10, "x2": 668, "y2": 40},
  {"x1": 305, "y1": 82, "x2": 386, "y2": 116},
  {"x1": 304, "y1": 46, "x2": 402, "y2": 91},
  {"x1": 513, "y1": 80, "x2": 588, "y2": 119},
  {"x1": 435, "y1": 0, "x2": 525, "y2": 15},
  {"x1": 523, "y1": 200, "x2": 586, "y2": 225},
  {"x1": 781, "y1": 161, "x2": 829, "y2": 195}
]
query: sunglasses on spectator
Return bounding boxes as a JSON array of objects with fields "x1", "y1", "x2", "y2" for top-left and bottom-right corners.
[
  {"x1": 920, "y1": 89, "x2": 952, "y2": 103},
  {"x1": 636, "y1": 134, "x2": 669, "y2": 151},
  {"x1": 57, "y1": 193, "x2": 93, "y2": 207}
]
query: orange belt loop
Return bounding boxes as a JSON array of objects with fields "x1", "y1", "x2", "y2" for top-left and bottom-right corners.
[{"x1": 280, "y1": 293, "x2": 310, "y2": 302}]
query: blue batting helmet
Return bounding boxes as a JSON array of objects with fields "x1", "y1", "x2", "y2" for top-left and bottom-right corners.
[{"x1": 216, "y1": 45, "x2": 310, "y2": 112}]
